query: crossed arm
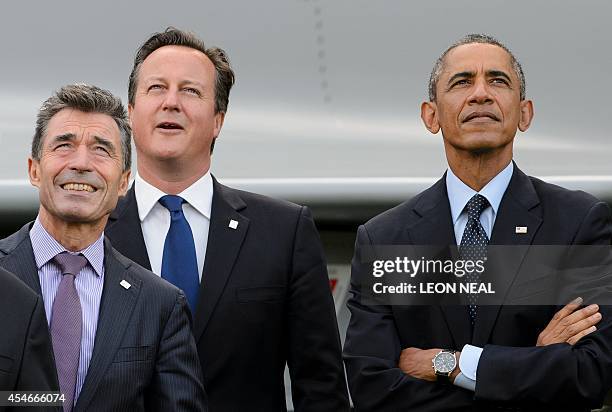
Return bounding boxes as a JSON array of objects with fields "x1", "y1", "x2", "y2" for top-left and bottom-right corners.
[{"x1": 399, "y1": 298, "x2": 602, "y2": 383}]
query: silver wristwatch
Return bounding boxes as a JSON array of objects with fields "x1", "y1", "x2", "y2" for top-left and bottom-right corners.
[{"x1": 432, "y1": 349, "x2": 457, "y2": 382}]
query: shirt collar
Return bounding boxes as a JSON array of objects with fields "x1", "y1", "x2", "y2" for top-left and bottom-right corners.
[
  {"x1": 29, "y1": 217, "x2": 105, "y2": 277},
  {"x1": 134, "y1": 171, "x2": 213, "y2": 221},
  {"x1": 446, "y1": 161, "x2": 513, "y2": 224}
]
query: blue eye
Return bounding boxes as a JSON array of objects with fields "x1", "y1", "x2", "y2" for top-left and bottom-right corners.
[{"x1": 183, "y1": 87, "x2": 201, "y2": 96}]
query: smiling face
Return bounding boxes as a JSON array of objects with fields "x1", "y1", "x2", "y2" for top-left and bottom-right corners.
[
  {"x1": 28, "y1": 108, "x2": 130, "y2": 232},
  {"x1": 129, "y1": 45, "x2": 224, "y2": 178},
  {"x1": 421, "y1": 43, "x2": 533, "y2": 162}
]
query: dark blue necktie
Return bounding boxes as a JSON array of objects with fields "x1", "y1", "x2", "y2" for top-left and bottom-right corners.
[
  {"x1": 459, "y1": 194, "x2": 490, "y2": 326},
  {"x1": 159, "y1": 195, "x2": 199, "y2": 311}
]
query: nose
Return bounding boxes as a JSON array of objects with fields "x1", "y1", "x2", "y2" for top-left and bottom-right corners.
[
  {"x1": 467, "y1": 77, "x2": 493, "y2": 105},
  {"x1": 67, "y1": 144, "x2": 93, "y2": 172},
  {"x1": 162, "y1": 88, "x2": 181, "y2": 112}
]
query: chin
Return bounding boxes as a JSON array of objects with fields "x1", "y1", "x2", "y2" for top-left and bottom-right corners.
[
  {"x1": 153, "y1": 148, "x2": 186, "y2": 162},
  {"x1": 58, "y1": 207, "x2": 99, "y2": 224},
  {"x1": 455, "y1": 135, "x2": 513, "y2": 154}
]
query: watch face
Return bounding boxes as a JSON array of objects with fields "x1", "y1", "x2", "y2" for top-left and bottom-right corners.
[{"x1": 434, "y1": 352, "x2": 456, "y2": 373}]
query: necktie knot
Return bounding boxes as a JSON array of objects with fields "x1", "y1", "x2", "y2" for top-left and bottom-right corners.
[
  {"x1": 159, "y1": 195, "x2": 186, "y2": 218},
  {"x1": 464, "y1": 194, "x2": 489, "y2": 221},
  {"x1": 54, "y1": 252, "x2": 88, "y2": 277}
]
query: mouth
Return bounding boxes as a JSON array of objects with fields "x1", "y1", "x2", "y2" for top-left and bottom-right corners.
[
  {"x1": 61, "y1": 183, "x2": 97, "y2": 193},
  {"x1": 463, "y1": 112, "x2": 499, "y2": 123},
  {"x1": 156, "y1": 121, "x2": 184, "y2": 130}
]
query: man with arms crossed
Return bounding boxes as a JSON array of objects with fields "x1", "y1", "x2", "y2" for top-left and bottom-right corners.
[
  {"x1": 105, "y1": 28, "x2": 349, "y2": 411},
  {"x1": 0, "y1": 84, "x2": 205, "y2": 411},
  {"x1": 344, "y1": 34, "x2": 612, "y2": 411}
]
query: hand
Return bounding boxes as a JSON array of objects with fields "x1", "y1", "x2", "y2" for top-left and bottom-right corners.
[
  {"x1": 399, "y1": 347, "x2": 461, "y2": 382},
  {"x1": 537, "y1": 297, "x2": 601, "y2": 346}
]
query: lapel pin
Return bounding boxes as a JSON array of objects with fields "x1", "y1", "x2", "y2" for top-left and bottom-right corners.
[
  {"x1": 515, "y1": 226, "x2": 528, "y2": 234},
  {"x1": 229, "y1": 219, "x2": 239, "y2": 230},
  {"x1": 120, "y1": 279, "x2": 131, "y2": 290}
]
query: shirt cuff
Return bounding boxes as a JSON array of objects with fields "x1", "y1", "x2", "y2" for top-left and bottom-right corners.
[{"x1": 452, "y1": 344, "x2": 483, "y2": 392}]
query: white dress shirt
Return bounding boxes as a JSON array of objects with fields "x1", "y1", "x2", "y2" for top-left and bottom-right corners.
[
  {"x1": 445, "y1": 162, "x2": 513, "y2": 392},
  {"x1": 134, "y1": 172, "x2": 213, "y2": 279}
]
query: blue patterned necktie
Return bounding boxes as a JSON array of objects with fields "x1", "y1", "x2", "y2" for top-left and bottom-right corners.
[
  {"x1": 159, "y1": 195, "x2": 200, "y2": 311},
  {"x1": 51, "y1": 252, "x2": 88, "y2": 412},
  {"x1": 459, "y1": 194, "x2": 490, "y2": 326}
]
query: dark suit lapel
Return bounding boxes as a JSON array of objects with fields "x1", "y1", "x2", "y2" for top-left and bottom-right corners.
[
  {"x1": 0, "y1": 223, "x2": 42, "y2": 295},
  {"x1": 472, "y1": 166, "x2": 543, "y2": 346},
  {"x1": 105, "y1": 185, "x2": 152, "y2": 270},
  {"x1": 404, "y1": 176, "x2": 473, "y2": 348},
  {"x1": 75, "y1": 240, "x2": 142, "y2": 411},
  {"x1": 193, "y1": 178, "x2": 249, "y2": 342}
]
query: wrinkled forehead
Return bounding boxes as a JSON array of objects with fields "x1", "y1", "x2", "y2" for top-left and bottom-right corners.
[
  {"x1": 45, "y1": 108, "x2": 120, "y2": 143},
  {"x1": 441, "y1": 43, "x2": 516, "y2": 80}
]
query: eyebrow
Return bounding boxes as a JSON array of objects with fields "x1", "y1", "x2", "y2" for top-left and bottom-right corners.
[
  {"x1": 51, "y1": 132, "x2": 76, "y2": 143},
  {"x1": 93, "y1": 136, "x2": 117, "y2": 153},
  {"x1": 447, "y1": 69, "x2": 513, "y2": 85},
  {"x1": 144, "y1": 76, "x2": 205, "y2": 88},
  {"x1": 49, "y1": 133, "x2": 116, "y2": 153}
]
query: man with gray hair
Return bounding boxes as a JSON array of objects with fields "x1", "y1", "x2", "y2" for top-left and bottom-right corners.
[
  {"x1": 344, "y1": 34, "x2": 612, "y2": 411},
  {"x1": 0, "y1": 83, "x2": 206, "y2": 411}
]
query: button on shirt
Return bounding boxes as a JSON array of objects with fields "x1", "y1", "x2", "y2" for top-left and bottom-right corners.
[
  {"x1": 134, "y1": 171, "x2": 212, "y2": 278},
  {"x1": 30, "y1": 218, "x2": 105, "y2": 403},
  {"x1": 445, "y1": 161, "x2": 513, "y2": 391}
]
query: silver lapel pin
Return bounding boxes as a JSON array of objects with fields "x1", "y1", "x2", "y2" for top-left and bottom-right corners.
[
  {"x1": 229, "y1": 219, "x2": 239, "y2": 230},
  {"x1": 120, "y1": 279, "x2": 131, "y2": 290},
  {"x1": 515, "y1": 226, "x2": 528, "y2": 234}
]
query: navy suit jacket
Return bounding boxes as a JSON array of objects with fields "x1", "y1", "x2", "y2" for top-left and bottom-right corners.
[
  {"x1": 344, "y1": 165, "x2": 612, "y2": 411},
  {"x1": 105, "y1": 177, "x2": 350, "y2": 411},
  {"x1": 0, "y1": 266, "x2": 59, "y2": 412},
  {"x1": 0, "y1": 224, "x2": 207, "y2": 412}
]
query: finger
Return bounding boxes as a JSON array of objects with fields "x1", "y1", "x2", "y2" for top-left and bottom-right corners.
[
  {"x1": 550, "y1": 297, "x2": 584, "y2": 325},
  {"x1": 567, "y1": 325, "x2": 597, "y2": 345},
  {"x1": 561, "y1": 304, "x2": 599, "y2": 327},
  {"x1": 564, "y1": 312, "x2": 602, "y2": 339}
]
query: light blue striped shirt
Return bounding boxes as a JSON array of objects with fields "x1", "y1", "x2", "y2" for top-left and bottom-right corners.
[{"x1": 29, "y1": 218, "x2": 105, "y2": 404}]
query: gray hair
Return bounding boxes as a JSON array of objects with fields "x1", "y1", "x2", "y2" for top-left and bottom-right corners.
[
  {"x1": 428, "y1": 33, "x2": 526, "y2": 102},
  {"x1": 32, "y1": 83, "x2": 132, "y2": 172}
]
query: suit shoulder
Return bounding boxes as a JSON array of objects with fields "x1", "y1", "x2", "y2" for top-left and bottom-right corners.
[
  {"x1": 0, "y1": 224, "x2": 32, "y2": 256},
  {"x1": 109, "y1": 246, "x2": 183, "y2": 300},
  {"x1": 361, "y1": 187, "x2": 432, "y2": 233},
  {"x1": 223, "y1": 185, "x2": 305, "y2": 217},
  {"x1": 528, "y1": 176, "x2": 607, "y2": 213}
]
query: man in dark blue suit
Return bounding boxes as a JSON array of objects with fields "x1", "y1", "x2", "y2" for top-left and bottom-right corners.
[
  {"x1": 105, "y1": 28, "x2": 349, "y2": 411},
  {"x1": 0, "y1": 84, "x2": 206, "y2": 411},
  {"x1": 344, "y1": 34, "x2": 612, "y2": 411}
]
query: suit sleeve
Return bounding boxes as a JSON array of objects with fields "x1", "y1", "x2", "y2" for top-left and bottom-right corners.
[
  {"x1": 476, "y1": 201, "x2": 612, "y2": 407},
  {"x1": 15, "y1": 296, "x2": 60, "y2": 394},
  {"x1": 286, "y1": 206, "x2": 351, "y2": 412},
  {"x1": 145, "y1": 292, "x2": 208, "y2": 412},
  {"x1": 344, "y1": 225, "x2": 472, "y2": 411}
]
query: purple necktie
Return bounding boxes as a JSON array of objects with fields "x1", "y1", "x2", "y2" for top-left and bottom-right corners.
[{"x1": 50, "y1": 252, "x2": 88, "y2": 412}]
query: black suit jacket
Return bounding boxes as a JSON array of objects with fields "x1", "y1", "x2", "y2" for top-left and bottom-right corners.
[
  {"x1": 105, "y1": 178, "x2": 349, "y2": 411},
  {"x1": 344, "y1": 165, "x2": 612, "y2": 411},
  {"x1": 0, "y1": 224, "x2": 206, "y2": 412},
  {"x1": 0, "y1": 266, "x2": 59, "y2": 412}
]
